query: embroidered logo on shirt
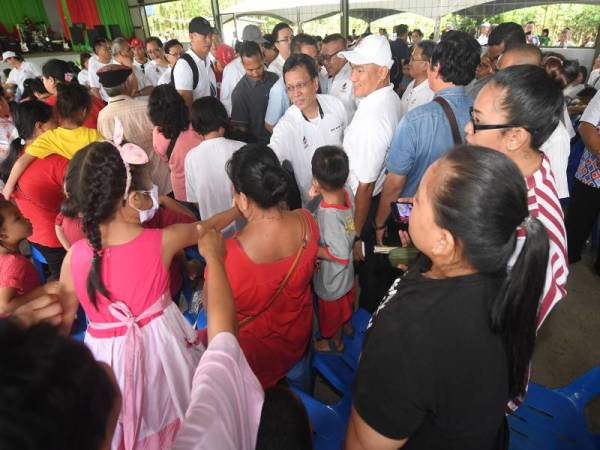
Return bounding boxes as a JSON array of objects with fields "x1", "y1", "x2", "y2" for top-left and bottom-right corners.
[
  {"x1": 303, "y1": 136, "x2": 308, "y2": 149},
  {"x1": 341, "y1": 82, "x2": 347, "y2": 92}
]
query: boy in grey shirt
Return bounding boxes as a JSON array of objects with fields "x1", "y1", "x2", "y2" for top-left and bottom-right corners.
[{"x1": 310, "y1": 146, "x2": 356, "y2": 354}]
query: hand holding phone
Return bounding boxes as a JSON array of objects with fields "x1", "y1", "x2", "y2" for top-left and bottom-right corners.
[{"x1": 390, "y1": 201, "x2": 412, "y2": 230}]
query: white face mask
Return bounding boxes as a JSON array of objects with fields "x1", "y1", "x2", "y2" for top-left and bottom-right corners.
[{"x1": 134, "y1": 184, "x2": 159, "y2": 223}]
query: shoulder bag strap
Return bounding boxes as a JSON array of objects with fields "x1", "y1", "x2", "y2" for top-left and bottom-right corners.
[
  {"x1": 433, "y1": 96, "x2": 462, "y2": 145},
  {"x1": 165, "y1": 130, "x2": 181, "y2": 160},
  {"x1": 239, "y1": 211, "x2": 309, "y2": 328}
]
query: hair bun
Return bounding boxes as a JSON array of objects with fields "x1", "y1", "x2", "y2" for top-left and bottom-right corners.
[{"x1": 261, "y1": 164, "x2": 289, "y2": 204}]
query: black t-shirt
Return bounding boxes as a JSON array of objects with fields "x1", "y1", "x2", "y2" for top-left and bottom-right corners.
[{"x1": 353, "y1": 256, "x2": 509, "y2": 450}]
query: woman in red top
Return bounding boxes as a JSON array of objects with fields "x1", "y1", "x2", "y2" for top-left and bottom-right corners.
[
  {"x1": 42, "y1": 59, "x2": 104, "y2": 129},
  {"x1": 0, "y1": 100, "x2": 67, "y2": 279},
  {"x1": 224, "y1": 144, "x2": 318, "y2": 388}
]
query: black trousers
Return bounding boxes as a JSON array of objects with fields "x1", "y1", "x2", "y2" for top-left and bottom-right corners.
[
  {"x1": 565, "y1": 179, "x2": 600, "y2": 270},
  {"x1": 357, "y1": 194, "x2": 402, "y2": 314},
  {"x1": 30, "y1": 242, "x2": 66, "y2": 281}
]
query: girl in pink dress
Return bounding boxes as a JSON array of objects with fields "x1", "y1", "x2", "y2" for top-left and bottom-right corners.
[{"x1": 59, "y1": 133, "x2": 237, "y2": 450}]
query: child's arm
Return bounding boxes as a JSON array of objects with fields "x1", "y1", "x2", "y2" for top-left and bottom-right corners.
[
  {"x1": 0, "y1": 280, "x2": 59, "y2": 315},
  {"x1": 2, "y1": 153, "x2": 36, "y2": 199},
  {"x1": 55, "y1": 224, "x2": 71, "y2": 250},
  {"x1": 58, "y1": 249, "x2": 80, "y2": 336},
  {"x1": 159, "y1": 195, "x2": 196, "y2": 219}
]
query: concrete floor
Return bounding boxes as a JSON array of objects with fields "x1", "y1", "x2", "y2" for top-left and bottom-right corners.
[{"x1": 531, "y1": 249, "x2": 600, "y2": 432}]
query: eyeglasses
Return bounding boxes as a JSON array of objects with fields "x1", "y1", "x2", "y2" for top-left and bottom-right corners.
[
  {"x1": 276, "y1": 36, "x2": 293, "y2": 44},
  {"x1": 286, "y1": 79, "x2": 311, "y2": 93},
  {"x1": 469, "y1": 107, "x2": 530, "y2": 133},
  {"x1": 320, "y1": 49, "x2": 342, "y2": 62},
  {"x1": 167, "y1": 52, "x2": 182, "y2": 57},
  {"x1": 409, "y1": 56, "x2": 429, "y2": 63}
]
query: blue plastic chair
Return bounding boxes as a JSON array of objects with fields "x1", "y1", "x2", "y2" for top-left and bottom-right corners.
[
  {"x1": 30, "y1": 244, "x2": 48, "y2": 283},
  {"x1": 287, "y1": 346, "x2": 315, "y2": 393},
  {"x1": 508, "y1": 365, "x2": 600, "y2": 450},
  {"x1": 290, "y1": 385, "x2": 351, "y2": 450}
]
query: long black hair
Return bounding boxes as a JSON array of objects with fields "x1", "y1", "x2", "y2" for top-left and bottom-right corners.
[
  {"x1": 42, "y1": 59, "x2": 74, "y2": 85},
  {"x1": 0, "y1": 100, "x2": 53, "y2": 183},
  {"x1": 489, "y1": 65, "x2": 564, "y2": 150},
  {"x1": 78, "y1": 142, "x2": 128, "y2": 307},
  {"x1": 147, "y1": 84, "x2": 189, "y2": 140},
  {"x1": 433, "y1": 146, "x2": 549, "y2": 398}
]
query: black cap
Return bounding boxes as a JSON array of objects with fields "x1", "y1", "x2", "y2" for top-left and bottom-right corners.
[
  {"x1": 189, "y1": 17, "x2": 213, "y2": 36},
  {"x1": 97, "y1": 64, "x2": 132, "y2": 88}
]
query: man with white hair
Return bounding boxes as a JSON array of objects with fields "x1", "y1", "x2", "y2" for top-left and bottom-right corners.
[{"x1": 111, "y1": 37, "x2": 153, "y2": 96}]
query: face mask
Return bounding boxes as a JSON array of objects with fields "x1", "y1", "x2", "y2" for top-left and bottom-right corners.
[{"x1": 134, "y1": 184, "x2": 159, "y2": 223}]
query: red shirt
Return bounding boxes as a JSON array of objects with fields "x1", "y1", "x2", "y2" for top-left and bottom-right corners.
[
  {"x1": 0, "y1": 253, "x2": 41, "y2": 295},
  {"x1": 223, "y1": 210, "x2": 319, "y2": 388},
  {"x1": 13, "y1": 154, "x2": 67, "y2": 248},
  {"x1": 45, "y1": 94, "x2": 105, "y2": 129}
]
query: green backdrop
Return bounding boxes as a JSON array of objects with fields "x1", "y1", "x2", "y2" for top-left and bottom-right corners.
[
  {"x1": 96, "y1": 0, "x2": 134, "y2": 38},
  {"x1": 1, "y1": 0, "x2": 49, "y2": 33}
]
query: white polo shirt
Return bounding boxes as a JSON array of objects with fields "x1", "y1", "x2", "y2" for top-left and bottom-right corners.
[
  {"x1": 343, "y1": 84, "x2": 402, "y2": 196},
  {"x1": 88, "y1": 56, "x2": 113, "y2": 102},
  {"x1": 173, "y1": 49, "x2": 216, "y2": 100},
  {"x1": 220, "y1": 58, "x2": 246, "y2": 115},
  {"x1": 326, "y1": 63, "x2": 356, "y2": 123},
  {"x1": 7, "y1": 61, "x2": 42, "y2": 93},
  {"x1": 145, "y1": 60, "x2": 169, "y2": 86},
  {"x1": 267, "y1": 54, "x2": 285, "y2": 78},
  {"x1": 185, "y1": 136, "x2": 245, "y2": 225},
  {"x1": 157, "y1": 67, "x2": 172, "y2": 85},
  {"x1": 269, "y1": 94, "x2": 347, "y2": 207},
  {"x1": 540, "y1": 121, "x2": 570, "y2": 199},
  {"x1": 131, "y1": 64, "x2": 149, "y2": 92},
  {"x1": 399, "y1": 79, "x2": 434, "y2": 119},
  {"x1": 77, "y1": 69, "x2": 90, "y2": 86}
]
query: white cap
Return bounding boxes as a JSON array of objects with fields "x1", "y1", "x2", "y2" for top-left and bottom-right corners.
[
  {"x1": 339, "y1": 35, "x2": 393, "y2": 69},
  {"x1": 2, "y1": 51, "x2": 17, "y2": 60}
]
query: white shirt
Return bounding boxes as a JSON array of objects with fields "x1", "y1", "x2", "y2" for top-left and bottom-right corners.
[
  {"x1": 77, "y1": 69, "x2": 90, "y2": 86},
  {"x1": 540, "y1": 121, "x2": 571, "y2": 199},
  {"x1": 220, "y1": 58, "x2": 246, "y2": 116},
  {"x1": 88, "y1": 56, "x2": 113, "y2": 102},
  {"x1": 7, "y1": 61, "x2": 42, "y2": 92},
  {"x1": 319, "y1": 66, "x2": 329, "y2": 94},
  {"x1": 344, "y1": 84, "x2": 402, "y2": 196},
  {"x1": 131, "y1": 64, "x2": 149, "y2": 92},
  {"x1": 158, "y1": 67, "x2": 172, "y2": 85},
  {"x1": 326, "y1": 63, "x2": 356, "y2": 123},
  {"x1": 267, "y1": 54, "x2": 285, "y2": 78},
  {"x1": 133, "y1": 59, "x2": 148, "y2": 73},
  {"x1": 173, "y1": 49, "x2": 216, "y2": 100},
  {"x1": 399, "y1": 79, "x2": 434, "y2": 118},
  {"x1": 588, "y1": 68, "x2": 600, "y2": 89},
  {"x1": 185, "y1": 136, "x2": 245, "y2": 226},
  {"x1": 269, "y1": 94, "x2": 347, "y2": 207},
  {"x1": 477, "y1": 35, "x2": 488, "y2": 46},
  {"x1": 145, "y1": 60, "x2": 169, "y2": 86},
  {"x1": 563, "y1": 104, "x2": 576, "y2": 139}
]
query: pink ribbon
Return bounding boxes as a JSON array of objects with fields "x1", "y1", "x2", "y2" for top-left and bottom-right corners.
[{"x1": 109, "y1": 117, "x2": 149, "y2": 199}]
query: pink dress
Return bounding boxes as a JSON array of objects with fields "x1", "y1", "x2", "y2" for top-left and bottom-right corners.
[{"x1": 70, "y1": 228, "x2": 204, "y2": 450}]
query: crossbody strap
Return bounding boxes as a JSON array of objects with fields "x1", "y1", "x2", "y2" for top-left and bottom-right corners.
[
  {"x1": 239, "y1": 211, "x2": 309, "y2": 328},
  {"x1": 165, "y1": 130, "x2": 181, "y2": 160},
  {"x1": 433, "y1": 96, "x2": 462, "y2": 145}
]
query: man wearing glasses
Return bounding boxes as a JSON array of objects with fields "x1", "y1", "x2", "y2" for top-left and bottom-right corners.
[
  {"x1": 321, "y1": 33, "x2": 356, "y2": 122},
  {"x1": 267, "y1": 23, "x2": 293, "y2": 78},
  {"x1": 144, "y1": 37, "x2": 170, "y2": 86},
  {"x1": 399, "y1": 40, "x2": 435, "y2": 118},
  {"x1": 269, "y1": 53, "x2": 347, "y2": 209},
  {"x1": 157, "y1": 39, "x2": 184, "y2": 86}
]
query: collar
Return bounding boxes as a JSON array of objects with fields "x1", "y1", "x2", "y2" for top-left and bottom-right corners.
[
  {"x1": 300, "y1": 99, "x2": 324, "y2": 122},
  {"x1": 245, "y1": 74, "x2": 268, "y2": 87},
  {"x1": 275, "y1": 54, "x2": 285, "y2": 66},
  {"x1": 187, "y1": 48, "x2": 209, "y2": 67},
  {"x1": 434, "y1": 85, "x2": 465, "y2": 97},
  {"x1": 358, "y1": 83, "x2": 394, "y2": 104}
]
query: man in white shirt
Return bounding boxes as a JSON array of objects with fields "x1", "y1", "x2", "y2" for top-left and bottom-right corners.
[
  {"x1": 399, "y1": 40, "x2": 435, "y2": 118},
  {"x1": 267, "y1": 23, "x2": 293, "y2": 77},
  {"x1": 131, "y1": 38, "x2": 148, "y2": 73},
  {"x1": 111, "y1": 37, "x2": 153, "y2": 97},
  {"x1": 157, "y1": 39, "x2": 184, "y2": 85},
  {"x1": 220, "y1": 24, "x2": 266, "y2": 116},
  {"x1": 2, "y1": 52, "x2": 41, "y2": 97},
  {"x1": 588, "y1": 56, "x2": 600, "y2": 89},
  {"x1": 477, "y1": 22, "x2": 491, "y2": 46},
  {"x1": 144, "y1": 36, "x2": 170, "y2": 86},
  {"x1": 320, "y1": 33, "x2": 356, "y2": 123},
  {"x1": 185, "y1": 96, "x2": 245, "y2": 233},
  {"x1": 269, "y1": 53, "x2": 347, "y2": 209},
  {"x1": 173, "y1": 16, "x2": 217, "y2": 111},
  {"x1": 77, "y1": 53, "x2": 91, "y2": 86},
  {"x1": 338, "y1": 34, "x2": 401, "y2": 258},
  {"x1": 89, "y1": 38, "x2": 113, "y2": 102}
]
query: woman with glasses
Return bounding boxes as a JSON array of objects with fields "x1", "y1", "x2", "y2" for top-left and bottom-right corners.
[{"x1": 466, "y1": 64, "x2": 568, "y2": 330}]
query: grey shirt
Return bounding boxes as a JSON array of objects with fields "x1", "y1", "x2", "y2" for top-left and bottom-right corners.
[
  {"x1": 313, "y1": 189, "x2": 356, "y2": 301},
  {"x1": 230, "y1": 72, "x2": 279, "y2": 144}
]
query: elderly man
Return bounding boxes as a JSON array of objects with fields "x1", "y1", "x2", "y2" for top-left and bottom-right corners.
[
  {"x1": 320, "y1": 33, "x2": 356, "y2": 122},
  {"x1": 157, "y1": 39, "x2": 184, "y2": 85},
  {"x1": 399, "y1": 40, "x2": 435, "y2": 118},
  {"x1": 111, "y1": 37, "x2": 153, "y2": 96},
  {"x1": 269, "y1": 53, "x2": 347, "y2": 208},
  {"x1": 144, "y1": 36, "x2": 170, "y2": 86},
  {"x1": 96, "y1": 64, "x2": 171, "y2": 195},
  {"x1": 2, "y1": 51, "x2": 41, "y2": 98}
]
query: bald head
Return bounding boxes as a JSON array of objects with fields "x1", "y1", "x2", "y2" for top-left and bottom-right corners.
[{"x1": 497, "y1": 44, "x2": 542, "y2": 70}]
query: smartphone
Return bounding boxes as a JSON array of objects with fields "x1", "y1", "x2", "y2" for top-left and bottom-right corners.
[{"x1": 390, "y1": 201, "x2": 412, "y2": 230}]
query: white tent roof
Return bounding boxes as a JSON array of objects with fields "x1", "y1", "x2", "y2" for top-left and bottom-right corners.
[{"x1": 222, "y1": 0, "x2": 490, "y2": 23}]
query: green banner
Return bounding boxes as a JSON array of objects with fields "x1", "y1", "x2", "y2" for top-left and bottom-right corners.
[
  {"x1": 96, "y1": 0, "x2": 134, "y2": 39},
  {"x1": 0, "y1": 0, "x2": 49, "y2": 33}
]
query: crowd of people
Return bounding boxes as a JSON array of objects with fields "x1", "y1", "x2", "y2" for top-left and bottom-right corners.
[{"x1": 0, "y1": 13, "x2": 598, "y2": 450}]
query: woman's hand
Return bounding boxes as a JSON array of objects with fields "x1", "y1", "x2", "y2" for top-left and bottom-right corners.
[
  {"x1": 12, "y1": 294, "x2": 63, "y2": 328},
  {"x1": 197, "y1": 225, "x2": 226, "y2": 263}
]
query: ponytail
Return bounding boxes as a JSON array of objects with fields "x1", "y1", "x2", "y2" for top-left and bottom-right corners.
[
  {"x1": 0, "y1": 138, "x2": 24, "y2": 183},
  {"x1": 490, "y1": 216, "x2": 549, "y2": 398}
]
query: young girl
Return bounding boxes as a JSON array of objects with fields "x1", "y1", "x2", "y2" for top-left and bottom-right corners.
[
  {"x1": 347, "y1": 146, "x2": 549, "y2": 449},
  {"x1": 0, "y1": 200, "x2": 58, "y2": 315},
  {"x1": 2, "y1": 82, "x2": 103, "y2": 200},
  {"x1": 58, "y1": 140, "x2": 237, "y2": 450}
]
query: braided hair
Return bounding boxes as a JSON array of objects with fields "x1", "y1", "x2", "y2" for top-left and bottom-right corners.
[{"x1": 78, "y1": 142, "x2": 128, "y2": 307}]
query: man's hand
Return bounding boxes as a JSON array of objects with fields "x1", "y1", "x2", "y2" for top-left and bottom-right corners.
[{"x1": 353, "y1": 240, "x2": 365, "y2": 261}]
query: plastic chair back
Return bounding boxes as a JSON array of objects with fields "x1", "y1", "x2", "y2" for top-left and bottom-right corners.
[
  {"x1": 509, "y1": 365, "x2": 600, "y2": 450},
  {"x1": 30, "y1": 244, "x2": 48, "y2": 283}
]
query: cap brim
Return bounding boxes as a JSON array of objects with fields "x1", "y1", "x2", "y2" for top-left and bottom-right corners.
[{"x1": 338, "y1": 50, "x2": 371, "y2": 66}]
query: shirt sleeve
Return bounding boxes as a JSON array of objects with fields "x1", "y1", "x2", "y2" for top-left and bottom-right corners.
[
  {"x1": 88, "y1": 61, "x2": 101, "y2": 89},
  {"x1": 6, "y1": 69, "x2": 16, "y2": 86},
  {"x1": 24, "y1": 134, "x2": 52, "y2": 158},
  {"x1": 580, "y1": 91, "x2": 600, "y2": 127},
  {"x1": 0, "y1": 255, "x2": 26, "y2": 290},
  {"x1": 173, "y1": 59, "x2": 194, "y2": 91},
  {"x1": 29, "y1": 63, "x2": 42, "y2": 77},
  {"x1": 265, "y1": 81, "x2": 287, "y2": 127},
  {"x1": 386, "y1": 117, "x2": 417, "y2": 176},
  {"x1": 353, "y1": 306, "x2": 428, "y2": 440},
  {"x1": 184, "y1": 155, "x2": 198, "y2": 203},
  {"x1": 230, "y1": 87, "x2": 249, "y2": 127},
  {"x1": 219, "y1": 65, "x2": 237, "y2": 116},
  {"x1": 268, "y1": 117, "x2": 292, "y2": 162}
]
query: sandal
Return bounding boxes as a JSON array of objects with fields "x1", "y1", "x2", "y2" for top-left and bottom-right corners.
[{"x1": 314, "y1": 338, "x2": 345, "y2": 355}]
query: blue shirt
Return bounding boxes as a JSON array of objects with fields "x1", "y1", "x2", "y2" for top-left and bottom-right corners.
[
  {"x1": 265, "y1": 78, "x2": 290, "y2": 127},
  {"x1": 386, "y1": 86, "x2": 473, "y2": 197}
]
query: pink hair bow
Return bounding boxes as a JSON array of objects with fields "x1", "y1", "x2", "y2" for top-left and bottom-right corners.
[{"x1": 112, "y1": 117, "x2": 149, "y2": 199}]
